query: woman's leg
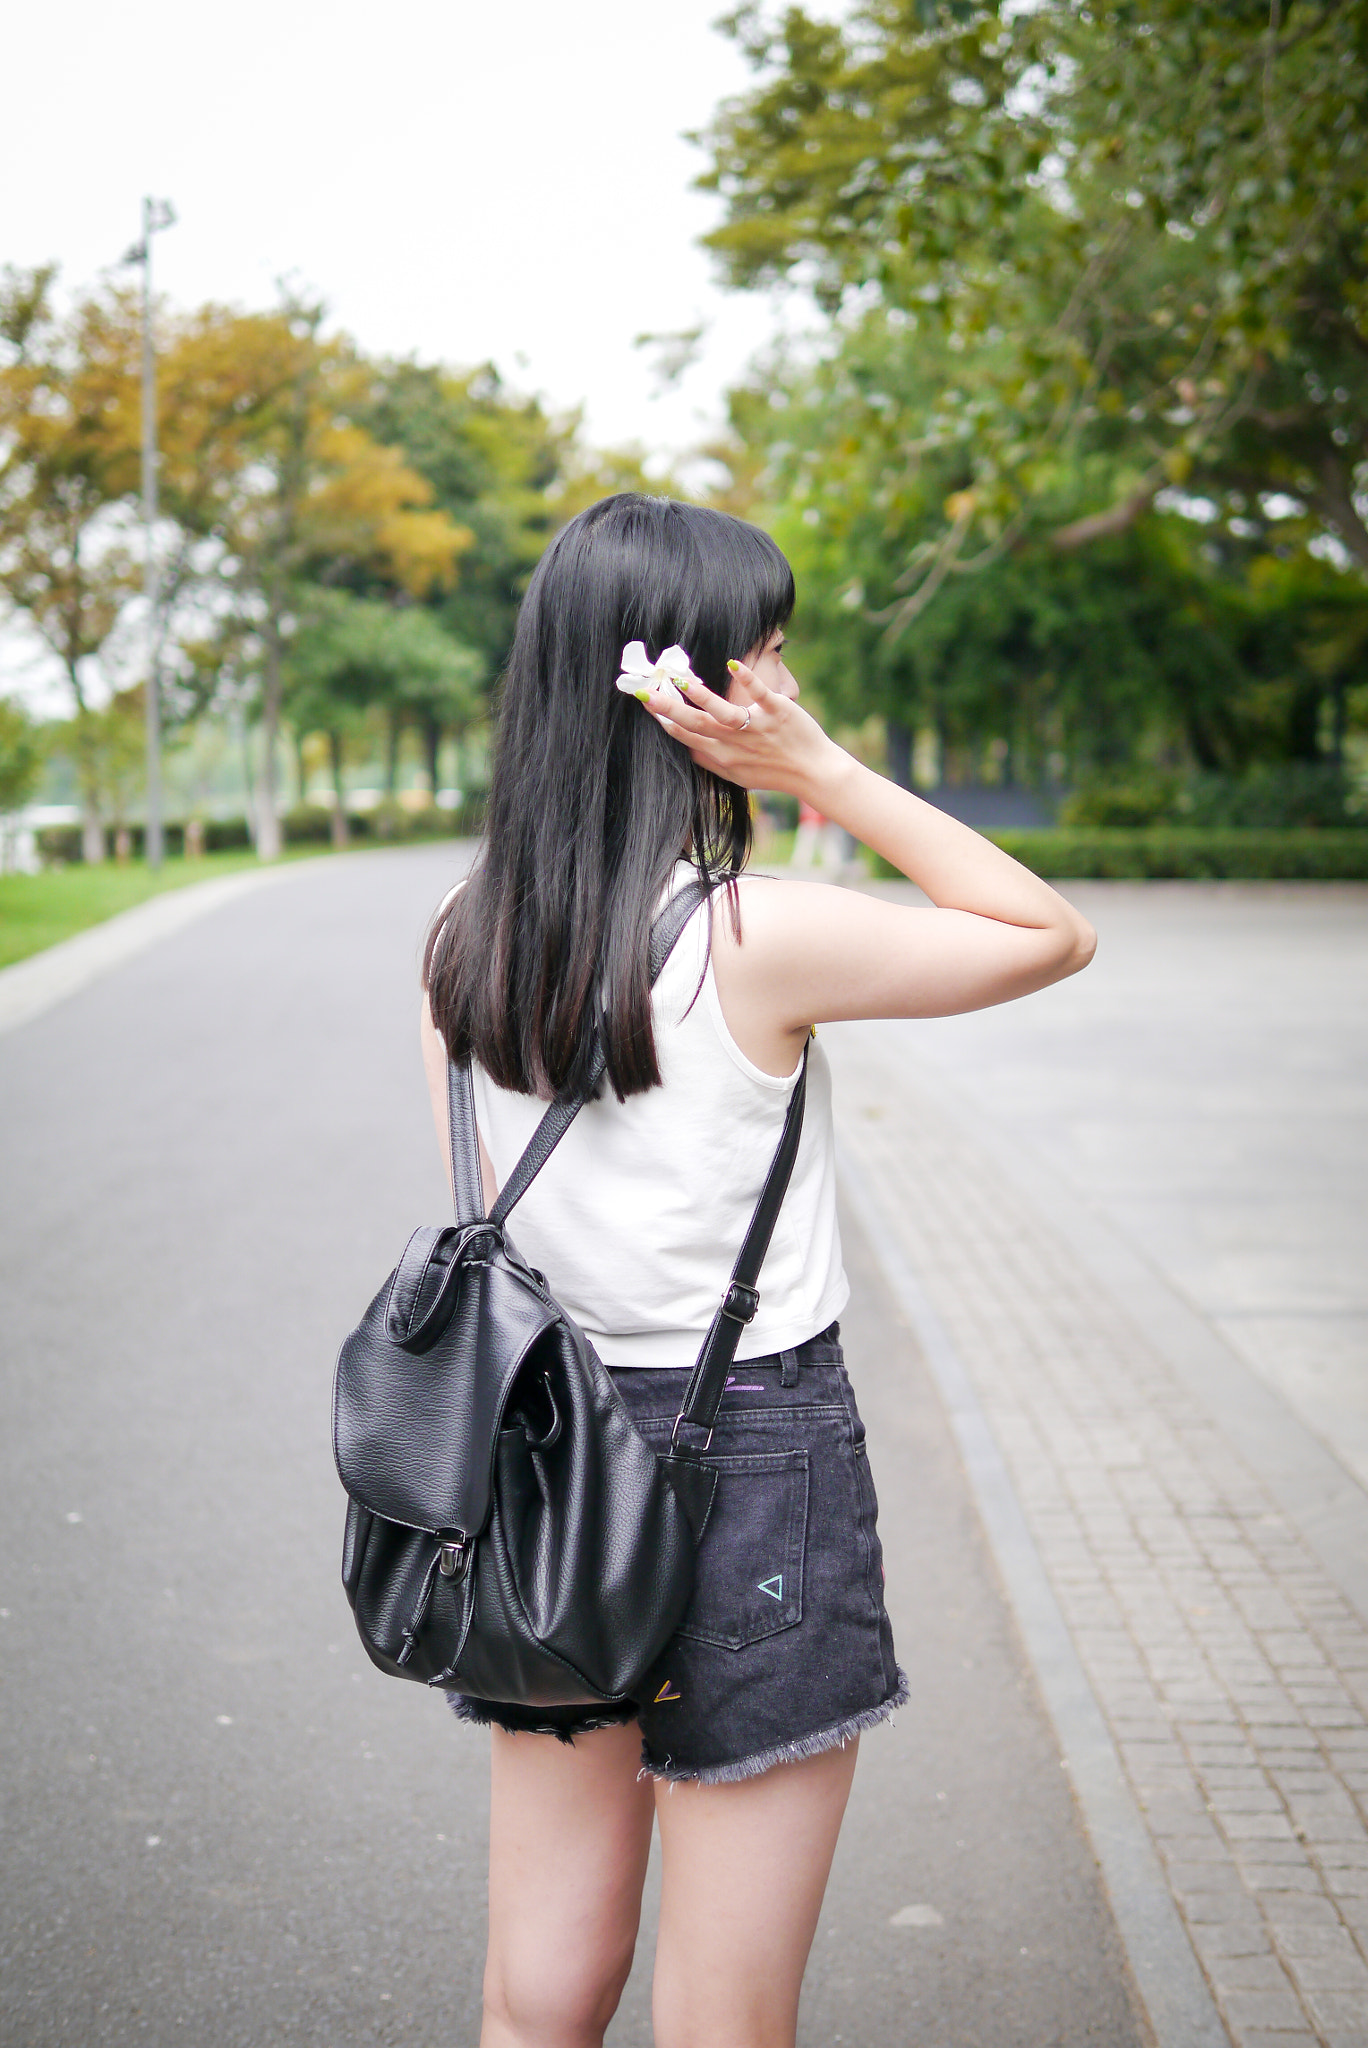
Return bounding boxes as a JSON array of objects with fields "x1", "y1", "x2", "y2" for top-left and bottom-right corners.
[
  {"x1": 481, "y1": 1719, "x2": 655, "y2": 2048},
  {"x1": 651, "y1": 1738, "x2": 859, "y2": 2048}
]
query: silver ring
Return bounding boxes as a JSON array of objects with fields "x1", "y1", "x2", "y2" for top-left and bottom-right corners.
[{"x1": 738, "y1": 706, "x2": 753, "y2": 731}]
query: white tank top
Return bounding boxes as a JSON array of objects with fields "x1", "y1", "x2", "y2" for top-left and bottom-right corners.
[{"x1": 470, "y1": 871, "x2": 849, "y2": 1368}]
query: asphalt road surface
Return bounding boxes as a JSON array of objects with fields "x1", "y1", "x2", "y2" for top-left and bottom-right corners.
[{"x1": 1, "y1": 846, "x2": 1143, "y2": 2046}]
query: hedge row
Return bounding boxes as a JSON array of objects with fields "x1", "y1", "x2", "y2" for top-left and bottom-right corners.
[
  {"x1": 874, "y1": 829, "x2": 1368, "y2": 882},
  {"x1": 35, "y1": 798, "x2": 488, "y2": 865}
]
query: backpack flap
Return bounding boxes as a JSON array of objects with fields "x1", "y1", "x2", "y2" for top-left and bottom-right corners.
[{"x1": 333, "y1": 1228, "x2": 560, "y2": 1538}]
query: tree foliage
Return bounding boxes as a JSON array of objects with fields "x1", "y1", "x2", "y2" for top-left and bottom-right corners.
[
  {"x1": 358, "y1": 361, "x2": 572, "y2": 677},
  {"x1": 360, "y1": 360, "x2": 681, "y2": 679},
  {"x1": 0, "y1": 269, "x2": 144, "y2": 855},
  {"x1": 716, "y1": 307, "x2": 1368, "y2": 790},
  {"x1": 0, "y1": 271, "x2": 496, "y2": 860},
  {"x1": 153, "y1": 299, "x2": 473, "y2": 856},
  {"x1": 0, "y1": 694, "x2": 44, "y2": 815},
  {"x1": 701, "y1": 0, "x2": 1368, "y2": 585},
  {"x1": 283, "y1": 588, "x2": 483, "y2": 833}
]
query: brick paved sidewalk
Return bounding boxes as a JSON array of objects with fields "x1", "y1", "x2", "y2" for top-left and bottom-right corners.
[{"x1": 827, "y1": 1020, "x2": 1368, "y2": 2048}]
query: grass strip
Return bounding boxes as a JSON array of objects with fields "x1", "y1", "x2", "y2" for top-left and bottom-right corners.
[{"x1": 0, "y1": 851, "x2": 297, "y2": 971}]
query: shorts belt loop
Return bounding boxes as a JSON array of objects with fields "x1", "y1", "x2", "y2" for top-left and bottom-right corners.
[{"x1": 779, "y1": 1347, "x2": 799, "y2": 1388}]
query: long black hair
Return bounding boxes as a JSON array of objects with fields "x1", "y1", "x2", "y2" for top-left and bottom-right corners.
[{"x1": 423, "y1": 493, "x2": 795, "y2": 1100}]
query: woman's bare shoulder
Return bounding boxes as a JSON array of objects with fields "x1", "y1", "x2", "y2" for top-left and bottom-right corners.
[{"x1": 719, "y1": 872, "x2": 877, "y2": 960}]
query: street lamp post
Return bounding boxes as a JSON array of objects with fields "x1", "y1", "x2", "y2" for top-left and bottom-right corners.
[{"x1": 123, "y1": 197, "x2": 176, "y2": 869}]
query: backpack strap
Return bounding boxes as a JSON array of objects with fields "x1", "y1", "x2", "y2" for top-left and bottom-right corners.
[
  {"x1": 445, "y1": 878, "x2": 708, "y2": 1229},
  {"x1": 670, "y1": 1041, "x2": 808, "y2": 1451},
  {"x1": 445, "y1": 1061, "x2": 486, "y2": 1225},
  {"x1": 446, "y1": 876, "x2": 810, "y2": 1446}
]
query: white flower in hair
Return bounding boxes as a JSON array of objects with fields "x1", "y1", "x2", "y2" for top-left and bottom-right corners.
[{"x1": 616, "y1": 640, "x2": 700, "y2": 703}]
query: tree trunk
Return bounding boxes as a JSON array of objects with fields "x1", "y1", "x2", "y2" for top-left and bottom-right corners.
[
  {"x1": 885, "y1": 717, "x2": 914, "y2": 790},
  {"x1": 1311, "y1": 451, "x2": 1368, "y2": 575},
  {"x1": 256, "y1": 619, "x2": 283, "y2": 861},
  {"x1": 386, "y1": 709, "x2": 403, "y2": 797},
  {"x1": 239, "y1": 718, "x2": 257, "y2": 848},
  {"x1": 68, "y1": 693, "x2": 105, "y2": 866},
  {"x1": 329, "y1": 730, "x2": 348, "y2": 849},
  {"x1": 423, "y1": 716, "x2": 441, "y2": 798},
  {"x1": 294, "y1": 730, "x2": 308, "y2": 807},
  {"x1": 1287, "y1": 679, "x2": 1322, "y2": 763},
  {"x1": 1330, "y1": 676, "x2": 1347, "y2": 768},
  {"x1": 933, "y1": 702, "x2": 950, "y2": 790}
]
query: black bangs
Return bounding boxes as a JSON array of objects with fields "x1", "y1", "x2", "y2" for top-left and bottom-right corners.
[
  {"x1": 423, "y1": 493, "x2": 798, "y2": 1101},
  {"x1": 563, "y1": 495, "x2": 794, "y2": 694},
  {"x1": 660, "y1": 503, "x2": 796, "y2": 695}
]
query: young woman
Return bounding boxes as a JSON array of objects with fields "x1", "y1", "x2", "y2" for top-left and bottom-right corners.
[{"x1": 420, "y1": 493, "x2": 1095, "y2": 2048}]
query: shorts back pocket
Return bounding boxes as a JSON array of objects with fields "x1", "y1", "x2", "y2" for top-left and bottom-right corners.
[{"x1": 677, "y1": 1448, "x2": 809, "y2": 1650}]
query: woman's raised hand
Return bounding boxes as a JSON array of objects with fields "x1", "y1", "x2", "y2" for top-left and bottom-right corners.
[{"x1": 642, "y1": 659, "x2": 837, "y2": 799}]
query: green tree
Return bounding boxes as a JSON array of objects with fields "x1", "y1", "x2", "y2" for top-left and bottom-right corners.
[
  {"x1": 358, "y1": 361, "x2": 572, "y2": 686},
  {"x1": 154, "y1": 301, "x2": 473, "y2": 857},
  {"x1": 0, "y1": 695, "x2": 44, "y2": 816},
  {"x1": 715, "y1": 310, "x2": 1368, "y2": 788},
  {"x1": 43, "y1": 687, "x2": 147, "y2": 857},
  {"x1": 359, "y1": 361, "x2": 683, "y2": 694},
  {"x1": 700, "y1": 0, "x2": 1368, "y2": 585},
  {"x1": 0, "y1": 267, "x2": 142, "y2": 860},
  {"x1": 283, "y1": 590, "x2": 482, "y2": 842}
]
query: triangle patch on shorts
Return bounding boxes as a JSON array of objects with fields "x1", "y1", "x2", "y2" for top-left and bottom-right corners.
[
  {"x1": 758, "y1": 1574, "x2": 784, "y2": 1601},
  {"x1": 654, "y1": 1679, "x2": 681, "y2": 1703}
]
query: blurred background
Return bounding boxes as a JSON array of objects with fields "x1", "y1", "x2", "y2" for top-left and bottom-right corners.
[
  {"x1": 2, "y1": 0, "x2": 1365, "y2": 910},
  {"x1": 3, "y1": 6, "x2": 1367, "y2": 2047}
]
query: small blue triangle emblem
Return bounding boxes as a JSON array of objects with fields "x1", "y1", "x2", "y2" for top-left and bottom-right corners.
[{"x1": 758, "y1": 1575, "x2": 783, "y2": 1600}]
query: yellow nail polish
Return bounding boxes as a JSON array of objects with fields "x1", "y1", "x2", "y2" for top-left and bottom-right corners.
[{"x1": 726, "y1": 659, "x2": 740, "y2": 674}]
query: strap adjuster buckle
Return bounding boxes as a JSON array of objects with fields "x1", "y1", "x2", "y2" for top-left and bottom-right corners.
[
  {"x1": 671, "y1": 1413, "x2": 713, "y2": 1455},
  {"x1": 721, "y1": 1282, "x2": 759, "y2": 1325}
]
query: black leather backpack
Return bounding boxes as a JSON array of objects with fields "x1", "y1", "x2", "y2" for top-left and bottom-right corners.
[{"x1": 332, "y1": 881, "x2": 808, "y2": 1707}]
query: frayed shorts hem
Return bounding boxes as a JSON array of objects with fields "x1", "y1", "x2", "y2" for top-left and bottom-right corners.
[
  {"x1": 447, "y1": 1666, "x2": 911, "y2": 1785},
  {"x1": 446, "y1": 1693, "x2": 636, "y2": 1744},
  {"x1": 640, "y1": 1666, "x2": 910, "y2": 1786}
]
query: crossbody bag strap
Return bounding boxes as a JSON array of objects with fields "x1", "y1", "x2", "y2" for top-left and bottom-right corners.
[
  {"x1": 446, "y1": 1058, "x2": 487, "y2": 1226},
  {"x1": 445, "y1": 877, "x2": 709, "y2": 1229},
  {"x1": 671, "y1": 1041, "x2": 809, "y2": 1453}
]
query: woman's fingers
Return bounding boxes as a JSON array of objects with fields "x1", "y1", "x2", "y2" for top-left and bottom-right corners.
[
  {"x1": 652, "y1": 680, "x2": 798, "y2": 782},
  {"x1": 634, "y1": 667, "x2": 815, "y2": 794},
  {"x1": 646, "y1": 682, "x2": 744, "y2": 737},
  {"x1": 677, "y1": 676, "x2": 753, "y2": 729}
]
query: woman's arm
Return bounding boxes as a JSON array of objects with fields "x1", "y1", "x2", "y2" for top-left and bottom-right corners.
[{"x1": 644, "y1": 662, "x2": 1096, "y2": 1074}]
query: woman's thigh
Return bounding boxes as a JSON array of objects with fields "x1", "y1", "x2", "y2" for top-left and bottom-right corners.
[
  {"x1": 651, "y1": 1738, "x2": 859, "y2": 2048},
  {"x1": 483, "y1": 1720, "x2": 655, "y2": 2046}
]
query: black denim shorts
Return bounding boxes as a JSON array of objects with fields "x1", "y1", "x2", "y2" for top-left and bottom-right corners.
[{"x1": 448, "y1": 1325, "x2": 908, "y2": 1784}]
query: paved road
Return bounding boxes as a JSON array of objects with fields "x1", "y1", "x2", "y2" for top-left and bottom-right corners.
[
  {"x1": 855, "y1": 880, "x2": 1368, "y2": 1489},
  {"x1": 1, "y1": 847, "x2": 1142, "y2": 2047},
  {"x1": 822, "y1": 876, "x2": 1368, "y2": 2048}
]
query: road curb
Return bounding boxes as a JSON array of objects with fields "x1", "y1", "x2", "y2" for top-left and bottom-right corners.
[
  {"x1": 879, "y1": 1031, "x2": 1368, "y2": 1635},
  {"x1": 838, "y1": 1141, "x2": 1231, "y2": 2048},
  {"x1": 0, "y1": 864, "x2": 303, "y2": 1037}
]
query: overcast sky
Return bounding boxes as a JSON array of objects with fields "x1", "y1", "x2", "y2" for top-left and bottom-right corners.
[
  {"x1": 3, "y1": 0, "x2": 815, "y2": 708},
  {"x1": 2, "y1": 0, "x2": 789, "y2": 456}
]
